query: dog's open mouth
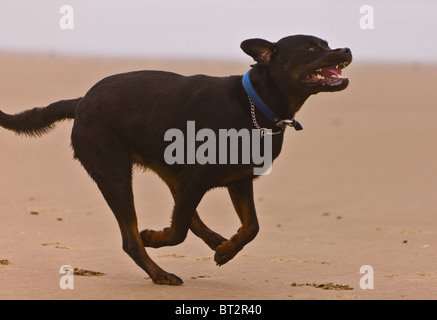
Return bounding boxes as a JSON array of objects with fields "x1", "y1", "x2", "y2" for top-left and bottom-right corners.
[{"x1": 302, "y1": 62, "x2": 349, "y2": 86}]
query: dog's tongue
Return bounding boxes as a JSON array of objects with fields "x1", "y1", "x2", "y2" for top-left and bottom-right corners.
[{"x1": 320, "y1": 67, "x2": 342, "y2": 78}]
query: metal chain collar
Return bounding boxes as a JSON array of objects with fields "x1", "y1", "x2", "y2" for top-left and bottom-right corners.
[{"x1": 248, "y1": 96, "x2": 285, "y2": 137}]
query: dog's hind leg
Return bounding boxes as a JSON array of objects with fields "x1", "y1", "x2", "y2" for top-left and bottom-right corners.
[
  {"x1": 71, "y1": 128, "x2": 182, "y2": 285},
  {"x1": 214, "y1": 179, "x2": 259, "y2": 266}
]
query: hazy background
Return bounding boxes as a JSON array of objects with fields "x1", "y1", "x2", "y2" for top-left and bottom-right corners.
[{"x1": 0, "y1": 0, "x2": 436, "y2": 63}]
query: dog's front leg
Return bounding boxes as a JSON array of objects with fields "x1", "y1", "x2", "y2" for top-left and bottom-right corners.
[
  {"x1": 141, "y1": 183, "x2": 206, "y2": 248},
  {"x1": 214, "y1": 180, "x2": 259, "y2": 266},
  {"x1": 190, "y1": 211, "x2": 228, "y2": 250},
  {"x1": 141, "y1": 178, "x2": 227, "y2": 250}
]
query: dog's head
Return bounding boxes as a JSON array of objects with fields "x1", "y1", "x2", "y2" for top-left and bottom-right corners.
[{"x1": 241, "y1": 35, "x2": 352, "y2": 95}]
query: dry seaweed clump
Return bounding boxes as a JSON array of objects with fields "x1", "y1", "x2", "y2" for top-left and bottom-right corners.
[
  {"x1": 291, "y1": 282, "x2": 353, "y2": 291},
  {"x1": 73, "y1": 268, "x2": 105, "y2": 277}
]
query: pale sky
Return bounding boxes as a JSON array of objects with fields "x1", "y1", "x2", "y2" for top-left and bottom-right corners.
[{"x1": 0, "y1": 0, "x2": 436, "y2": 63}]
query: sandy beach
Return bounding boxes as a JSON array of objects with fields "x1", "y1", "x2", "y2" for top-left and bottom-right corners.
[{"x1": 0, "y1": 52, "x2": 436, "y2": 300}]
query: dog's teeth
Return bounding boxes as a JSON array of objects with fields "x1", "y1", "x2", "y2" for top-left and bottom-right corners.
[{"x1": 310, "y1": 73, "x2": 326, "y2": 80}]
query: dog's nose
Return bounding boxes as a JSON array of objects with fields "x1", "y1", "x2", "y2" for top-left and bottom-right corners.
[{"x1": 339, "y1": 47, "x2": 351, "y2": 54}]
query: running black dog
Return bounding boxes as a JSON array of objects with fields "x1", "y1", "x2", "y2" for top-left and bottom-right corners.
[{"x1": 0, "y1": 35, "x2": 352, "y2": 285}]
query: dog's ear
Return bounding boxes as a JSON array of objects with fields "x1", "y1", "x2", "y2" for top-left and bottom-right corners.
[{"x1": 241, "y1": 38, "x2": 276, "y2": 65}]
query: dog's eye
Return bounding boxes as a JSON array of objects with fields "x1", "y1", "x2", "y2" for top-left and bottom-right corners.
[{"x1": 308, "y1": 47, "x2": 316, "y2": 52}]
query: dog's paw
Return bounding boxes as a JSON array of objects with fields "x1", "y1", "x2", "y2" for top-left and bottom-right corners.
[
  {"x1": 214, "y1": 240, "x2": 240, "y2": 266},
  {"x1": 152, "y1": 272, "x2": 184, "y2": 285},
  {"x1": 140, "y1": 228, "x2": 171, "y2": 248},
  {"x1": 140, "y1": 229, "x2": 158, "y2": 247}
]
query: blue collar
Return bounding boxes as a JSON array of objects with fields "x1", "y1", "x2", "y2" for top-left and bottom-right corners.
[{"x1": 242, "y1": 70, "x2": 303, "y2": 131}]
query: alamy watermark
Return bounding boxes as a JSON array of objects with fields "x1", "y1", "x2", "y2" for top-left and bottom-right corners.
[
  {"x1": 360, "y1": 5, "x2": 374, "y2": 29},
  {"x1": 59, "y1": 265, "x2": 74, "y2": 289},
  {"x1": 59, "y1": 4, "x2": 374, "y2": 31},
  {"x1": 164, "y1": 121, "x2": 273, "y2": 175},
  {"x1": 59, "y1": 5, "x2": 74, "y2": 30},
  {"x1": 359, "y1": 265, "x2": 374, "y2": 289}
]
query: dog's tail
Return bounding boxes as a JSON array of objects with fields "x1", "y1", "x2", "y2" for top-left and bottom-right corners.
[{"x1": 0, "y1": 98, "x2": 81, "y2": 137}]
